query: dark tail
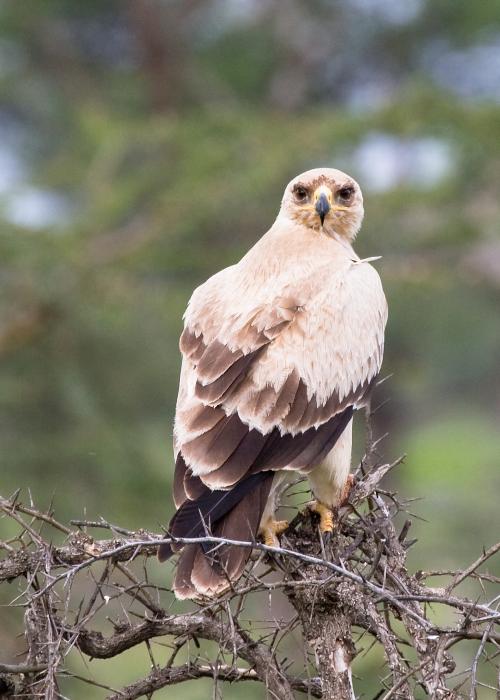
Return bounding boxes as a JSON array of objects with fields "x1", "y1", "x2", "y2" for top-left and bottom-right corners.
[{"x1": 160, "y1": 471, "x2": 274, "y2": 598}]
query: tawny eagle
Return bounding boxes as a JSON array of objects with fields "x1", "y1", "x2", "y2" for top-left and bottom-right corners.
[{"x1": 159, "y1": 167, "x2": 387, "y2": 598}]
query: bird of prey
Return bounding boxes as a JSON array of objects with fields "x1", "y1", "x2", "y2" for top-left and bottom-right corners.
[{"x1": 159, "y1": 167, "x2": 387, "y2": 599}]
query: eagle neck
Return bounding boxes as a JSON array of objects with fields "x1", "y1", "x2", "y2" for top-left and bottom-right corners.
[{"x1": 236, "y1": 217, "x2": 357, "y2": 287}]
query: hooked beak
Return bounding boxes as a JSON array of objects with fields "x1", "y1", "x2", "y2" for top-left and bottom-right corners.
[{"x1": 314, "y1": 191, "x2": 331, "y2": 226}]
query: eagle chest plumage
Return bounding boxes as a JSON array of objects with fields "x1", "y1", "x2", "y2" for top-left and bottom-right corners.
[{"x1": 159, "y1": 168, "x2": 387, "y2": 599}]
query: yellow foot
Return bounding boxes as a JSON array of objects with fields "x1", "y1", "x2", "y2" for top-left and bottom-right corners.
[
  {"x1": 259, "y1": 519, "x2": 289, "y2": 547},
  {"x1": 309, "y1": 501, "x2": 335, "y2": 533}
]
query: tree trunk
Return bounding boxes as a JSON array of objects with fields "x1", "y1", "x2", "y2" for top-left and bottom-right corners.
[{"x1": 295, "y1": 589, "x2": 355, "y2": 700}]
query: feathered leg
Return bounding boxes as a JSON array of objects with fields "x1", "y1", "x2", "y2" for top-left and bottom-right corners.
[{"x1": 307, "y1": 418, "x2": 353, "y2": 532}]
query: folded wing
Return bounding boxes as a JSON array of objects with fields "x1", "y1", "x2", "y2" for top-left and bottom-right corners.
[
  {"x1": 162, "y1": 259, "x2": 387, "y2": 595},
  {"x1": 175, "y1": 260, "x2": 386, "y2": 490}
]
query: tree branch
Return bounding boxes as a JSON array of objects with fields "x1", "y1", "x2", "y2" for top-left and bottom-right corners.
[{"x1": 1, "y1": 441, "x2": 498, "y2": 700}]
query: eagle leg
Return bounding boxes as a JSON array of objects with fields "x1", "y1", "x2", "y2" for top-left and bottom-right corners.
[
  {"x1": 309, "y1": 501, "x2": 335, "y2": 533},
  {"x1": 258, "y1": 518, "x2": 289, "y2": 547}
]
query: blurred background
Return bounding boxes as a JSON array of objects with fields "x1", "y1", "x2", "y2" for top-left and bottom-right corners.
[{"x1": 1, "y1": 0, "x2": 499, "y2": 697}]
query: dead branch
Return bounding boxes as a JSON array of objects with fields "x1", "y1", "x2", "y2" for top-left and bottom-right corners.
[
  {"x1": 105, "y1": 662, "x2": 322, "y2": 700},
  {"x1": 1, "y1": 445, "x2": 499, "y2": 699}
]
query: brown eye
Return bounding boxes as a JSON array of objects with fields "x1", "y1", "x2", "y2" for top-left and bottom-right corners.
[
  {"x1": 293, "y1": 185, "x2": 309, "y2": 203},
  {"x1": 336, "y1": 186, "x2": 355, "y2": 204}
]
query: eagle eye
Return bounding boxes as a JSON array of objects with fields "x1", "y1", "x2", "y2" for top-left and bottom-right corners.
[
  {"x1": 336, "y1": 185, "x2": 355, "y2": 204},
  {"x1": 293, "y1": 185, "x2": 309, "y2": 203}
]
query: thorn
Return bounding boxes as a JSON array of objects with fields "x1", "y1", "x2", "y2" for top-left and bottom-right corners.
[{"x1": 398, "y1": 519, "x2": 412, "y2": 543}]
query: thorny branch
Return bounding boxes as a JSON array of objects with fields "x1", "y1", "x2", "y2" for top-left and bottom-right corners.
[{"x1": 1, "y1": 432, "x2": 499, "y2": 699}]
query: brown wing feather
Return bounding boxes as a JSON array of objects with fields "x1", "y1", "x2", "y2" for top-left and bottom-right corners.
[
  {"x1": 179, "y1": 327, "x2": 205, "y2": 362},
  {"x1": 195, "y1": 349, "x2": 262, "y2": 404},
  {"x1": 201, "y1": 429, "x2": 268, "y2": 488},
  {"x1": 282, "y1": 379, "x2": 309, "y2": 430},
  {"x1": 183, "y1": 467, "x2": 207, "y2": 502},
  {"x1": 265, "y1": 370, "x2": 301, "y2": 424},
  {"x1": 173, "y1": 454, "x2": 189, "y2": 509},
  {"x1": 183, "y1": 404, "x2": 226, "y2": 435},
  {"x1": 182, "y1": 412, "x2": 248, "y2": 472}
]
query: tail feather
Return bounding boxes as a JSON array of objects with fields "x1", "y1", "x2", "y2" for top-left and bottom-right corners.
[
  {"x1": 172, "y1": 472, "x2": 273, "y2": 598},
  {"x1": 173, "y1": 544, "x2": 198, "y2": 599},
  {"x1": 159, "y1": 471, "x2": 266, "y2": 564},
  {"x1": 168, "y1": 471, "x2": 272, "y2": 543}
]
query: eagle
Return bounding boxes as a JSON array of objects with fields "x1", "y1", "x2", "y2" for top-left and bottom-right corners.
[{"x1": 159, "y1": 167, "x2": 387, "y2": 599}]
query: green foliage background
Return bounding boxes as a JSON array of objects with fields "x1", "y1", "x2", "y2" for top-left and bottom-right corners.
[{"x1": 0, "y1": 1, "x2": 499, "y2": 696}]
